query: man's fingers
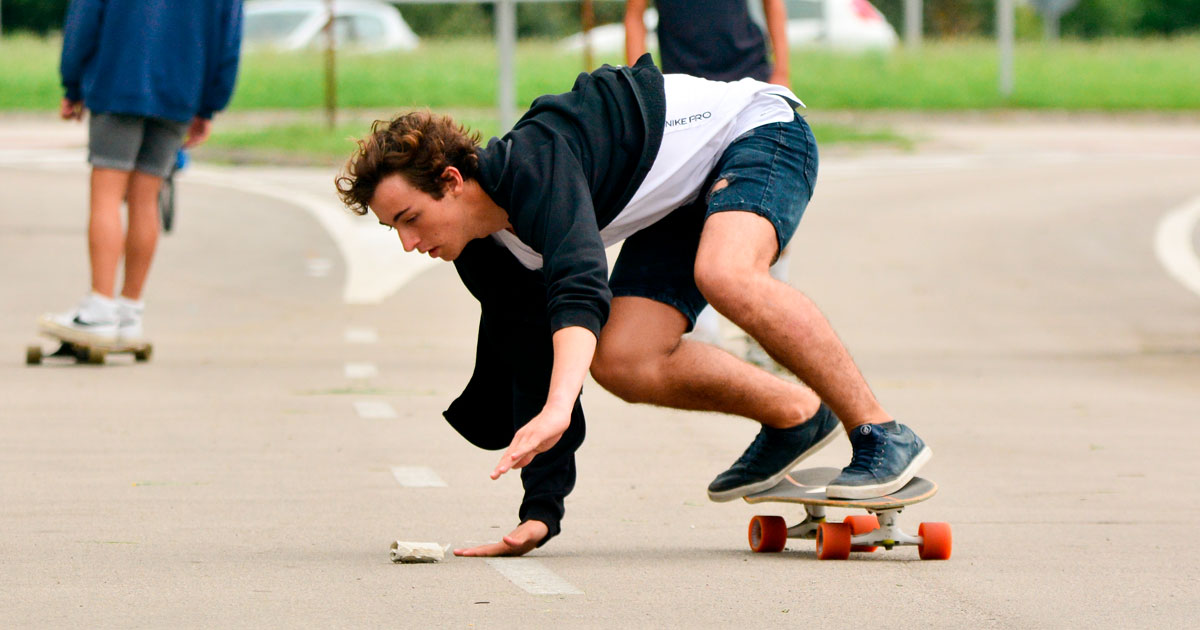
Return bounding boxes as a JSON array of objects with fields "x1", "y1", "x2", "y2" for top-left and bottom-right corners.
[{"x1": 453, "y1": 541, "x2": 508, "y2": 557}]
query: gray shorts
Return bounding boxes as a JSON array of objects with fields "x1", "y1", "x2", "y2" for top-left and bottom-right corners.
[{"x1": 88, "y1": 113, "x2": 188, "y2": 178}]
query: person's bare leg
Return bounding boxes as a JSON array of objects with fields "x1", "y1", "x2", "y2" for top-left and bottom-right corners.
[
  {"x1": 120, "y1": 171, "x2": 163, "y2": 300},
  {"x1": 694, "y1": 211, "x2": 892, "y2": 432},
  {"x1": 592, "y1": 296, "x2": 821, "y2": 429},
  {"x1": 88, "y1": 167, "x2": 131, "y2": 297}
]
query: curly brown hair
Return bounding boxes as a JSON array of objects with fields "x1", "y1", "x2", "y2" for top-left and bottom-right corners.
[{"x1": 335, "y1": 111, "x2": 481, "y2": 216}]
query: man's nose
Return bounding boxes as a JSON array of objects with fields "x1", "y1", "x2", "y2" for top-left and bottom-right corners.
[{"x1": 397, "y1": 228, "x2": 418, "y2": 252}]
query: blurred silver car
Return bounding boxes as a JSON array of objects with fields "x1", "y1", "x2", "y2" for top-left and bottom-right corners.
[
  {"x1": 561, "y1": 0, "x2": 897, "y2": 54},
  {"x1": 244, "y1": 0, "x2": 419, "y2": 52}
]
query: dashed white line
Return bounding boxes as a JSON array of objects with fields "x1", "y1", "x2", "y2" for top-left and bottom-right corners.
[
  {"x1": 390, "y1": 466, "x2": 447, "y2": 488},
  {"x1": 344, "y1": 362, "x2": 379, "y2": 379},
  {"x1": 1154, "y1": 195, "x2": 1200, "y2": 299},
  {"x1": 344, "y1": 327, "x2": 379, "y2": 344},
  {"x1": 354, "y1": 401, "x2": 396, "y2": 419},
  {"x1": 485, "y1": 558, "x2": 583, "y2": 595}
]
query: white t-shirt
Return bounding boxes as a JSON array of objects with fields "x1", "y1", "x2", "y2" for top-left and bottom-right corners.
[{"x1": 494, "y1": 74, "x2": 803, "y2": 270}]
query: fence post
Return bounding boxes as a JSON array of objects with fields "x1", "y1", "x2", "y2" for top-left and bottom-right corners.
[
  {"x1": 904, "y1": 0, "x2": 921, "y2": 49},
  {"x1": 998, "y1": 0, "x2": 1014, "y2": 97},
  {"x1": 496, "y1": 0, "x2": 517, "y2": 131}
]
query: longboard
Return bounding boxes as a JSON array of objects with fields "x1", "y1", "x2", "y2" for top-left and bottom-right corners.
[
  {"x1": 27, "y1": 318, "x2": 152, "y2": 366},
  {"x1": 741, "y1": 467, "x2": 951, "y2": 560}
]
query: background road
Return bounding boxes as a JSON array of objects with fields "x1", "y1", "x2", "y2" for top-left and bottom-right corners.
[{"x1": 2, "y1": 115, "x2": 1198, "y2": 627}]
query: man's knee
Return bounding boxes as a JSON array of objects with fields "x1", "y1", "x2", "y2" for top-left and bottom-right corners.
[
  {"x1": 591, "y1": 337, "x2": 663, "y2": 404},
  {"x1": 694, "y1": 256, "x2": 767, "y2": 313}
]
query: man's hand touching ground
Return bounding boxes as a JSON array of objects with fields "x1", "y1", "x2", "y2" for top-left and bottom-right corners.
[
  {"x1": 453, "y1": 519, "x2": 548, "y2": 557},
  {"x1": 491, "y1": 407, "x2": 570, "y2": 479}
]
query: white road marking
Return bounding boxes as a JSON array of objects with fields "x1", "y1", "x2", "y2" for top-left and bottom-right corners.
[
  {"x1": 485, "y1": 558, "x2": 583, "y2": 595},
  {"x1": 306, "y1": 257, "x2": 333, "y2": 278},
  {"x1": 183, "y1": 165, "x2": 439, "y2": 304},
  {"x1": 1155, "y1": 195, "x2": 1200, "y2": 299},
  {"x1": 344, "y1": 327, "x2": 379, "y2": 344},
  {"x1": 390, "y1": 466, "x2": 447, "y2": 488},
  {"x1": 354, "y1": 401, "x2": 396, "y2": 419},
  {"x1": 344, "y1": 362, "x2": 378, "y2": 380}
]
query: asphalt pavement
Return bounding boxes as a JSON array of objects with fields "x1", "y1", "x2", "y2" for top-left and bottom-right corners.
[{"x1": 2, "y1": 113, "x2": 1199, "y2": 628}]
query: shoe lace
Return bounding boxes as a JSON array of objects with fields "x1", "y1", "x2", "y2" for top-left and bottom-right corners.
[
  {"x1": 733, "y1": 430, "x2": 770, "y2": 468},
  {"x1": 844, "y1": 433, "x2": 885, "y2": 475}
]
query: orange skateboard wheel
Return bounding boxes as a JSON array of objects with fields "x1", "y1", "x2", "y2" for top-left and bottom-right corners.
[
  {"x1": 748, "y1": 515, "x2": 788, "y2": 553},
  {"x1": 843, "y1": 514, "x2": 879, "y2": 551},
  {"x1": 816, "y1": 522, "x2": 852, "y2": 560},
  {"x1": 918, "y1": 522, "x2": 952, "y2": 560},
  {"x1": 843, "y1": 514, "x2": 879, "y2": 535}
]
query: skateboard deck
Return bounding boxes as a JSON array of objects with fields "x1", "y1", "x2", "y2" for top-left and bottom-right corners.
[
  {"x1": 745, "y1": 467, "x2": 937, "y2": 509},
  {"x1": 741, "y1": 467, "x2": 950, "y2": 560},
  {"x1": 27, "y1": 318, "x2": 152, "y2": 366}
]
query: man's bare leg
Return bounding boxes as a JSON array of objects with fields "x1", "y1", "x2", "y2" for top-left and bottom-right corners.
[
  {"x1": 120, "y1": 171, "x2": 163, "y2": 300},
  {"x1": 694, "y1": 211, "x2": 891, "y2": 432},
  {"x1": 694, "y1": 210, "x2": 930, "y2": 500},
  {"x1": 88, "y1": 167, "x2": 130, "y2": 297},
  {"x1": 593, "y1": 294, "x2": 843, "y2": 500},
  {"x1": 592, "y1": 296, "x2": 821, "y2": 429}
]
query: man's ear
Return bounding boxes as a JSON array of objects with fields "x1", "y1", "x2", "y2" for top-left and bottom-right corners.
[{"x1": 441, "y1": 166, "x2": 464, "y2": 196}]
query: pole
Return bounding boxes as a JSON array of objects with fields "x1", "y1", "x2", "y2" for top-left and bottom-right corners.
[
  {"x1": 496, "y1": 0, "x2": 516, "y2": 130},
  {"x1": 324, "y1": 0, "x2": 337, "y2": 129},
  {"x1": 997, "y1": 0, "x2": 1014, "y2": 97},
  {"x1": 581, "y1": 0, "x2": 595, "y2": 71},
  {"x1": 904, "y1": 0, "x2": 921, "y2": 50}
]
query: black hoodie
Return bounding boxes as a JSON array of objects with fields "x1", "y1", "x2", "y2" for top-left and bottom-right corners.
[{"x1": 444, "y1": 55, "x2": 666, "y2": 543}]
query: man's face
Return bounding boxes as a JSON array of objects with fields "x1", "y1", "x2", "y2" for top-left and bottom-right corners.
[{"x1": 369, "y1": 172, "x2": 471, "y2": 261}]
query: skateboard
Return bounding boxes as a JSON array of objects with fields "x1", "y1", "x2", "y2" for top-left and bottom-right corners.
[
  {"x1": 26, "y1": 320, "x2": 152, "y2": 366},
  {"x1": 742, "y1": 467, "x2": 951, "y2": 560}
]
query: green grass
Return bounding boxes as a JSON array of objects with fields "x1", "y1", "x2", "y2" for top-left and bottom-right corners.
[
  {"x1": 4, "y1": 33, "x2": 1194, "y2": 162},
  {"x1": 6, "y1": 34, "x2": 1200, "y2": 112},
  {"x1": 197, "y1": 117, "x2": 910, "y2": 165}
]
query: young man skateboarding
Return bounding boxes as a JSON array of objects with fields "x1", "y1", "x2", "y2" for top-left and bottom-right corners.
[{"x1": 336, "y1": 55, "x2": 931, "y2": 556}]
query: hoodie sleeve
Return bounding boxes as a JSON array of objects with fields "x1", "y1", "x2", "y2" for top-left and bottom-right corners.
[
  {"x1": 504, "y1": 129, "x2": 612, "y2": 338},
  {"x1": 199, "y1": 0, "x2": 244, "y2": 119},
  {"x1": 60, "y1": 0, "x2": 106, "y2": 102}
]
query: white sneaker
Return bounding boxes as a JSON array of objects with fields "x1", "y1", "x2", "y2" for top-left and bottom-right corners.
[
  {"x1": 39, "y1": 292, "x2": 119, "y2": 346},
  {"x1": 116, "y1": 296, "x2": 146, "y2": 345}
]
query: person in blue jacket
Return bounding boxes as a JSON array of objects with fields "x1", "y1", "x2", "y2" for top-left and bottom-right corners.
[{"x1": 42, "y1": 0, "x2": 242, "y2": 349}]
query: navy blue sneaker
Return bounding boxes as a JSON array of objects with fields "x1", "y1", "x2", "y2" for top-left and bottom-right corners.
[
  {"x1": 707, "y1": 403, "x2": 841, "y2": 502},
  {"x1": 826, "y1": 422, "x2": 931, "y2": 500}
]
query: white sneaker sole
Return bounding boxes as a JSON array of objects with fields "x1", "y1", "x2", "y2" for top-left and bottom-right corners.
[
  {"x1": 38, "y1": 316, "x2": 118, "y2": 348},
  {"x1": 707, "y1": 423, "x2": 842, "y2": 503},
  {"x1": 825, "y1": 445, "x2": 933, "y2": 500}
]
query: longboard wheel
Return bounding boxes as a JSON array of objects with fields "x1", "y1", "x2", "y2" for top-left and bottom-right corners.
[
  {"x1": 748, "y1": 515, "x2": 788, "y2": 553},
  {"x1": 816, "y1": 522, "x2": 852, "y2": 560},
  {"x1": 86, "y1": 347, "x2": 107, "y2": 365},
  {"x1": 843, "y1": 514, "x2": 879, "y2": 535},
  {"x1": 134, "y1": 345, "x2": 152, "y2": 362},
  {"x1": 843, "y1": 514, "x2": 880, "y2": 552},
  {"x1": 918, "y1": 522, "x2": 952, "y2": 560},
  {"x1": 26, "y1": 345, "x2": 43, "y2": 365}
]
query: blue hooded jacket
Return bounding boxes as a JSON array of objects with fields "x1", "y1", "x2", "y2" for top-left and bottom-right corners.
[{"x1": 60, "y1": 0, "x2": 243, "y2": 122}]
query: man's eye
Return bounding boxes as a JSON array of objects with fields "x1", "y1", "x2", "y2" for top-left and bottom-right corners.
[{"x1": 405, "y1": 215, "x2": 418, "y2": 225}]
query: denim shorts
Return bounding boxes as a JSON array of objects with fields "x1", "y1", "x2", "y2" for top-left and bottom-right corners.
[
  {"x1": 88, "y1": 113, "x2": 188, "y2": 178},
  {"x1": 608, "y1": 112, "x2": 819, "y2": 328}
]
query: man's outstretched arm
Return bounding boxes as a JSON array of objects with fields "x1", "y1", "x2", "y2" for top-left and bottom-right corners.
[{"x1": 492, "y1": 325, "x2": 595, "y2": 479}]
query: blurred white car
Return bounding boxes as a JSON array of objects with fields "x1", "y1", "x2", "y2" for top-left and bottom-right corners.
[
  {"x1": 244, "y1": 0, "x2": 419, "y2": 52},
  {"x1": 560, "y1": 0, "x2": 897, "y2": 53}
]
